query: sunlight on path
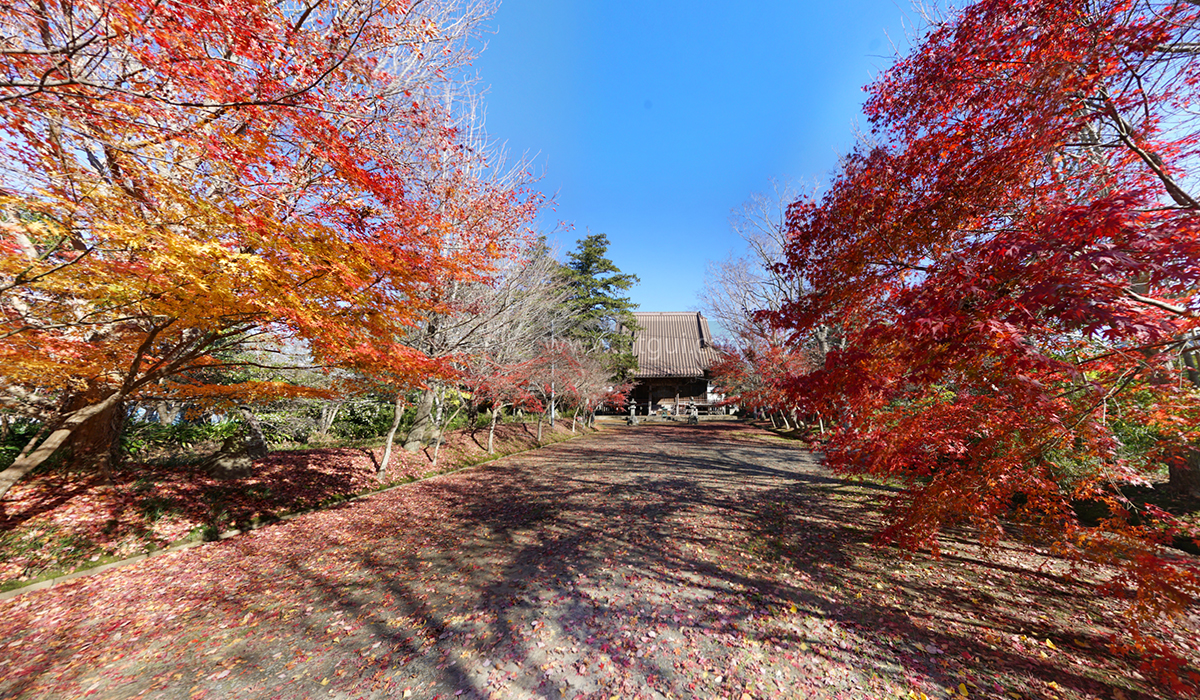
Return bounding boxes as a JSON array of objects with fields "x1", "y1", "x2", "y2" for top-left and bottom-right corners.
[{"x1": 0, "y1": 423, "x2": 1168, "y2": 700}]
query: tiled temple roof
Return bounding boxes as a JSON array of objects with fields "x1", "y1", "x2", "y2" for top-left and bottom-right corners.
[{"x1": 628, "y1": 312, "x2": 720, "y2": 379}]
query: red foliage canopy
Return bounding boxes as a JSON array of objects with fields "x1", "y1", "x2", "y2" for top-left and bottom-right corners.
[{"x1": 771, "y1": 0, "x2": 1200, "y2": 689}]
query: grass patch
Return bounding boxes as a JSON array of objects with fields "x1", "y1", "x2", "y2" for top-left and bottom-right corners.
[{"x1": 0, "y1": 525, "x2": 109, "y2": 587}]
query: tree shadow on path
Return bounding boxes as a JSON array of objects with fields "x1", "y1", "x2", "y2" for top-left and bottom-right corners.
[{"x1": 0, "y1": 422, "x2": 1184, "y2": 700}]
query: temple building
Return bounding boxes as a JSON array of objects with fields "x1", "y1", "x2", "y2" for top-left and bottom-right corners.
[{"x1": 627, "y1": 311, "x2": 722, "y2": 415}]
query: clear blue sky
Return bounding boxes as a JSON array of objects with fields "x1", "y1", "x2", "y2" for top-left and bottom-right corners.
[{"x1": 472, "y1": 0, "x2": 915, "y2": 316}]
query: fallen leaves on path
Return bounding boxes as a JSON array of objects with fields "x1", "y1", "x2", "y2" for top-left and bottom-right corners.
[
  {"x1": 0, "y1": 422, "x2": 579, "y2": 586},
  {"x1": 0, "y1": 423, "x2": 1195, "y2": 699}
]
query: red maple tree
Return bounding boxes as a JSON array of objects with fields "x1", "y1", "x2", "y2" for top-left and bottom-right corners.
[{"x1": 770, "y1": 0, "x2": 1200, "y2": 689}]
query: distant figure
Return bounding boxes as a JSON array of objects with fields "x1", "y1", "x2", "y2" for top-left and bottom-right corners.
[{"x1": 688, "y1": 403, "x2": 699, "y2": 425}]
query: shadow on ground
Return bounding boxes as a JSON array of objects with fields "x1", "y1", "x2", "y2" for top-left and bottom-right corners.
[{"x1": 0, "y1": 423, "x2": 1188, "y2": 699}]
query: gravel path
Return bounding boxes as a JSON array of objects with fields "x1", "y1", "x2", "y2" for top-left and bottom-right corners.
[{"x1": 1, "y1": 422, "x2": 1170, "y2": 699}]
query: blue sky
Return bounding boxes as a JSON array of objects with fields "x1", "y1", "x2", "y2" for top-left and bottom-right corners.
[{"x1": 472, "y1": 0, "x2": 916, "y2": 317}]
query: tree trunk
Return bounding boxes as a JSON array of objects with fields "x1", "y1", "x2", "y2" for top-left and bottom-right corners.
[
  {"x1": 431, "y1": 402, "x2": 463, "y2": 468},
  {"x1": 537, "y1": 413, "x2": 543, "y2": 444},
  {"x1": 156, "y1": 401, "x2": 181, "y2": 426},
  {"x1": 378, "y1": 394, "x2": 406, "y2": 476},
  {"x1": 318, "y1": 401, "x2": 342, "y2": 436},
  {"x1": 1183, "y1": 347, "x2": 1200, "y2": 388},
  {"x1": 106, "y1": 399, "x2": 127, "y2": 474},
  {"x1": 815, "y1": 324, "x2": 832, "y2": 358},
  {"x1": 0, "y1": 391, "x2": 124, "y2": 500},
  {"x1": 403, "y1": 388, "x2": 436, "y2": 452},
  {"x1": 65, "y1": 383, "x2": 125, "y2": 483},
  {"x1": 239, "y1": 407, "x2": 269, "y2": 459},
  {"x1": 1167, "y1": 445, "x2": 1200, "y2": 498},
  {"x1": 487, "y1": 405, "x2": 502, "y2": 454},
  {"x1": 571, "y1": 405, "x2": 580, "y2": 433}
]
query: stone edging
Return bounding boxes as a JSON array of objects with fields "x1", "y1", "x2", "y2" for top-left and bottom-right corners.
[{"x1": 0, "y1": 428, "x2": 599, "y2": 602}]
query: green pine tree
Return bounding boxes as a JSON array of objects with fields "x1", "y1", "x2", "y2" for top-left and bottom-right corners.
[{"x1": 558, "y1": 233, "x2": 640, "y2": 379}]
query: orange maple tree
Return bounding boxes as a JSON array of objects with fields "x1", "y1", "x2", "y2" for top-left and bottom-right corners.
[
  {"x1": 0, "y1": 0, "x2": 535, "y2": 496},
  {"x1": 769, "y1": 0, "x2": 1200, "y2": 689}
]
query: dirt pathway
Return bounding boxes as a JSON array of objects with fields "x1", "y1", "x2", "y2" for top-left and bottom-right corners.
[{"x1": 0, "y1": 423, "x2": 1186, "y2": 699}]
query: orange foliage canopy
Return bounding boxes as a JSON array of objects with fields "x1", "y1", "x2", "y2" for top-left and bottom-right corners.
[
  {"x1": 771, "y1": 0, "x2": 1200, "y2": 689},
  {"x1": 0, "y1": 0, "x2": 535, "y2": 489}
]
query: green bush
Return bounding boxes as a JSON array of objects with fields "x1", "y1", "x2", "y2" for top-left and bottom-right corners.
[
  {"x1": 1110, "y1": 418, "x2": 1165, "y2": 472},
  {"x1": 0, "y1": 420, "x2": 42, "y2": 471},
  {"x1": 125, "y1": 418, "x2": 242, "y2": 453},
  {"x1": 253, "y1": 406, "x2": 318, "y2": 444},
  {"x1": 331, "y1": 399, "x2": 402, "y2": 440}
]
